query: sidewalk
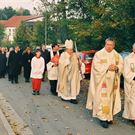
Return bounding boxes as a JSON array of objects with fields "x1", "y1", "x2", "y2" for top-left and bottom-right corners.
[
  {"x1": 0, "y1": 118, "x2": 8, "y2": 135},
  {"x1": 0, "y1": 92, "x2": 33, "y2": 135}
]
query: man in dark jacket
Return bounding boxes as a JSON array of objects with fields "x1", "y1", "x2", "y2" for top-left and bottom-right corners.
[
  {"x1": 8, "y1": 46, "x2": 22, "y2": 84},
  {"x1": 41, "y1": 45, "x2": 50, "y2": 81}
]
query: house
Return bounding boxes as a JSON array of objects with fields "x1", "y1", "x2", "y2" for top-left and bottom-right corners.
[{"x1": 0, "y1": 16, "x2": 43, "y2": 42}]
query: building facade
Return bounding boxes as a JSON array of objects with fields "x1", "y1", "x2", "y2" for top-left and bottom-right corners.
[{"x1": 0, "y1": 16, "x2": 43, "y2": 42}]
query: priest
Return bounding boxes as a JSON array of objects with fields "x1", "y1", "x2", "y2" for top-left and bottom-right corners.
[
  {"x1": 86, "y1": 38, "x2": 123, "y2": 128},
  {"x1": 123, "y1": 43, "x2": 135, "y2": 125},
  {"x1": 57, "y1": 40, "x2": 82, "y2": 104}
]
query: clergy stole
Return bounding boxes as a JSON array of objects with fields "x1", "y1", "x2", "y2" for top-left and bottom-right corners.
[{"x1": 100, "y1": 54, "x2": 119, "y2": 115}]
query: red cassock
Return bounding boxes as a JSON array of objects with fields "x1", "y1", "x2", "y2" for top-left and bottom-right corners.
[{"x1": 32, "y1": 78, "x2": 42, "y2": 91}]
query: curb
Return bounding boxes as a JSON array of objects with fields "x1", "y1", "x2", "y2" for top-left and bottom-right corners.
[
  {"x1": 0, "y1": 93, "x2": 34, "y2": 135},
  {"x1": 0, "y1": 108, "x2": 15, "y2": 135}
]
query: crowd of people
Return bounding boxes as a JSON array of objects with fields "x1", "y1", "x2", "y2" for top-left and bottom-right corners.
[{"x1": 0, "y1": 38, "x2": 135, "y2": 129}]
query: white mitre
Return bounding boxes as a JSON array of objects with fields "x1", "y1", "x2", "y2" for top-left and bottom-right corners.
[{"x1": 65, "y1": 39, "x2": 74, "y2": 49}]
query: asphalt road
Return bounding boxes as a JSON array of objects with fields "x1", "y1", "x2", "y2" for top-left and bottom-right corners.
[{"x1": 0, "y1": 75, "x2": 134, "y2": 135}]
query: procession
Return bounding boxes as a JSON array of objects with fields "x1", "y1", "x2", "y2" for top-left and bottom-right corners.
[
  {"x1": 0, "y1": 0, "x2": 135, "y2": 135},
  {"x1": 0, "y1": 38, "x2": 135, "y2": 130}
]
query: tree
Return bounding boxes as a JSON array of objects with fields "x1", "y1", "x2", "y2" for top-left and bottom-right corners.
[
  {"x1": 16, "y1": 8, "x2": 31, "y2": 16},
  {"x1": 22, "y1": 9, "x2": 31, "y2": 16},
  {"x1": 14, "y1": 22, "x2": 33, "y2": 49},
  {"x1": 1, "y1": 7, "x2": 16, "y2": 20},
  {"x1": 0, "y1": 24, "x2": 5, "y2": 45},
  {"x1": 0, "y1": 7, "x2": 31, "y2": 20},
  {"x1": 31, "y1": 21, "x2": 45, "y2": 46},
  {"x1": 32, "y1": 0, "x2": 135, "y2": 51},
  {"x1": 66, "y1": 0, "x2": 135, "y2": 51}
]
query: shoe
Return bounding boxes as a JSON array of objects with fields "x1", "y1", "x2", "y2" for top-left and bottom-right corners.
[
  {"x1": 37, "y1": 91, "x2": 40, "y2": 95},
  {"x1": 107, "y1": 121, "x2": 113, "y2": 124},
  {"x1": 11, "y1": 80, "x2": 14, "y2": 84},
  {"x1": 15, "y1": 81, "x2": 18, "y2": 84},
  {"x1": 100, "y1": 120, "x2": 109, "y2": 128},
  {"x1": 132, "y1": 120, "x2": 135, "y2": 126},
  {"x1": 70, "y1": 99, "x2": 78, "y2": 104},
  {"x1": 52, "y1": 92, "x2": 58, "y2": 96},
  {"x1": 32, "y1": 91, "x2": 36, "y2": 95},
  {"x1": 25, "y1": 79, "x2": 30, "y2": 82},
  {"x1": 61, "y1": 98, "x2": 69, "y2": 102}
]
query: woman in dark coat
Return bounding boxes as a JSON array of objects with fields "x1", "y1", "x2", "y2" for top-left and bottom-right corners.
[
  {"x1": 22, "y1": 47, "x2": 34, "y2": 82},
  {"x1": 0, "y1": 48, "x2": 7, "y2": 78}
]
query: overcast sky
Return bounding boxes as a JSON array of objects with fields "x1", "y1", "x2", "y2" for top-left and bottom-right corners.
[{"x1": 0, "y1": 0, "x2": 40, "y2": 14}]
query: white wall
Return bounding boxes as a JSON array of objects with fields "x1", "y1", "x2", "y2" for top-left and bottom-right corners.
[{"x1": 5, "y1": 27, "x2": 16, "y2": 42}]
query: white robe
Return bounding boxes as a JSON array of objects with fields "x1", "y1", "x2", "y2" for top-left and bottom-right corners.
[
  {"x1": 47, "y1": 50, "x2": 59, "y2": 81},
  {"x1": 47, "y1": 62, "x2": 58, "y2": 80},
  {"x1": 86, "y1": 48, "x2": 123, "y2": 121},
  {"x1": 123, "y1": 52, "x2": 135, "y2": 120},
  {"x1": 57, "y1": 52, "x2": 81, "y2": 100},
  {"x1": 30, "y1": 56, "x2": 45, "y2": 79}
]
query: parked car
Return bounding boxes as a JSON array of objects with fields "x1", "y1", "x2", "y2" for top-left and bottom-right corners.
[
  {"x1": 79, "y1": 50, "x2": 97, "y2": 76},
  {"x1": 120, "y1": 51, "x2": 130, "y2": 59}
]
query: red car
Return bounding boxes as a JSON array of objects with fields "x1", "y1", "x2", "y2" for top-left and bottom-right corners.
[{"x1": 79, "y1": 50, "x2": 96, "y2": 74}]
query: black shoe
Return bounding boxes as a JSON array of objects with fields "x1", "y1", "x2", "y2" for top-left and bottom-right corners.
[
  {"x1": 37, "y1": 91, "x2": 40, "y2": 95},
  {"x1": 70, "y1": 99, "x2": 78, "y2": 104},
  {"x1": 11, "y1": 80, "x2": 14, "y2": 84},
  {"x1": 52, "y1": 92, "x2": 57, "y2": 96},
  {"x1": 100, "y1": 120, "x2": 109, "y2": 128},
  {"x1": 61, "y1": 98, "x2": 69, "y2": 102},
  {"x1": 107, "y1": 121, "x2": 113, "y2": 124},
  {"x1": 15, "y1": 81, "x2": 18, "y2": 84},
  {"x1": 132, "y1": 120, "x2": 135, "y2": 126},
  {"x1": 25, "y1": 80, "x2": 30, "y2": 83},
  {"x1": 25, "y1": 79, "x2": 30, "y2": 82},
  {"x1": 32, "y1": 91, "x2": 36, "y2": 95}
]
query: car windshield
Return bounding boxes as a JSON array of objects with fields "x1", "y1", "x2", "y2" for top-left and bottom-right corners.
[
  {"x1": 79, "y1": 54, "x2": 83, "y2": 59},
  {"x1": 85, "y1": 53, "x2": 95, "y2": 60}
]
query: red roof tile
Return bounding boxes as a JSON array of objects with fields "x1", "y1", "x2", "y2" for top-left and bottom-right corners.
[
  {"x1": 0, "y1": 16, "x2": 38, "y2": 27},
  {"x1": 0, "y1": 20, "x2": 7, "y2": 26}
]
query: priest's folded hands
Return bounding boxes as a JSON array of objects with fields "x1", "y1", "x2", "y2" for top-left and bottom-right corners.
[{"x1": 108, "y1": 64, "x2": 118, "y2": 72}]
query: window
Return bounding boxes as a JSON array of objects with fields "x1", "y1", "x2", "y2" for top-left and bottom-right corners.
[
  {"x1": 13, "y1": 29, "x2": 16, "y2": 36},
  {"x1": 9, "y1": 29, "x2": 11, "y2": 36},
  {"x1": 84, "y1": 53, "x2": 95, "y2": 60}
]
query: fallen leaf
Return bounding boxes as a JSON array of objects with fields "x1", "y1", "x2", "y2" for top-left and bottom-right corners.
[{"x1": 64, "y1": 105, "x2": 70, "y2": 109}]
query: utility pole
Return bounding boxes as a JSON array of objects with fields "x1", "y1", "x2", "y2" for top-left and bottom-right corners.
[{"x1": 44, "y1": 11, "x2": 47, "y2": 45}]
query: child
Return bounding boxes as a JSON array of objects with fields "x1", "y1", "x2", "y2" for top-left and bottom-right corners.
[
  {"x1": 30, "y1": 49, "x2": 45, "y2": 95},
  {"x1": 47, "y1": 54, "x2": 59, "y2": 96}
]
